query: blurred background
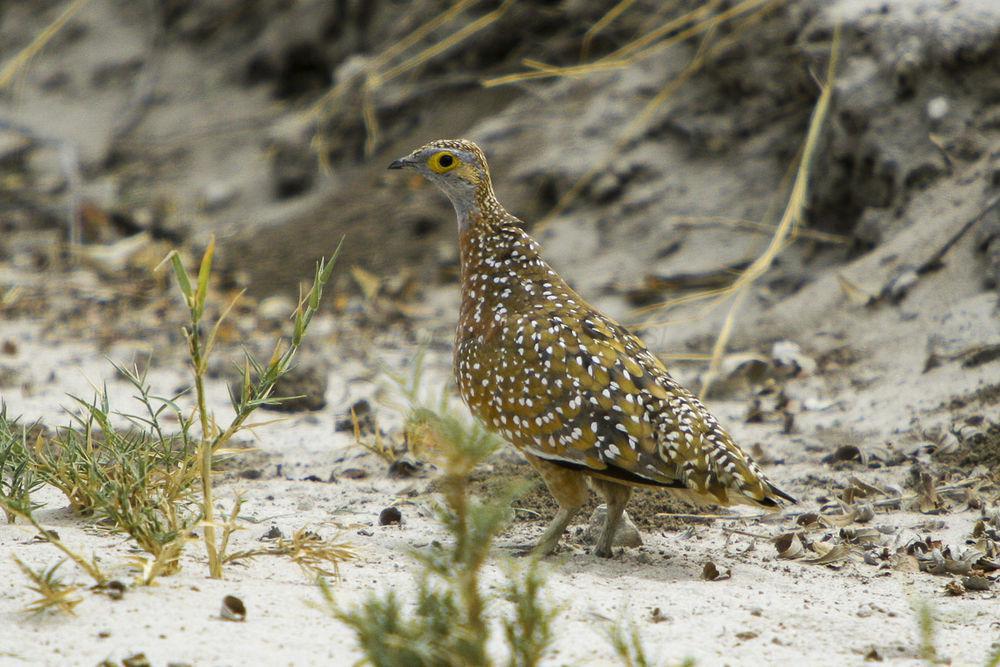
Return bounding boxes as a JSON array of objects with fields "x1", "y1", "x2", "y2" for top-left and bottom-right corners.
[
  {"x1": 0, "y1": 0, "x2": 997, "y2": 385},
  {"x1": 2, "y1": 5, "x2": 999, "y2": 662}
]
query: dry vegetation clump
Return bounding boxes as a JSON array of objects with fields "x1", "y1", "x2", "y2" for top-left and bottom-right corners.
[
  {"x1": 938, "y1": 419, "x2": 1000, "y2": 474},
  {"x1": 324, "y1": 360, "x2": 558, "y2": 667},
  {"x1": 0, "y1": 238, "x2": 350, "y2": 602}
]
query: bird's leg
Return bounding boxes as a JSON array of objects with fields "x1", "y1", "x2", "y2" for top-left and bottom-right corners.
[
  {"x1": 591, "y1": 478, "x2": 632, "y2": 558},
  {"x1": 522, "y1": 453, "x2": 589, "y2": 557},
  {"x1": 531, "y1": 505, "x2": 583, "y2": 557}
]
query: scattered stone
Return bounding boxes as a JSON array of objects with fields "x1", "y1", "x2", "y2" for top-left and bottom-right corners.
[
  {"x1": 944, "y1": 580, "x2": 966, "y2": 596},
  {"x1": 101, "y1": 580, "x2": 127, "y2": 600},
  {"x1": 387, "y1": 455, "x2": 424, "y2": 479},
  {"x1": 198, "y1": 180, "x2": 240, "y2": 212},
  {"x1": 864, "y1": 647, "x2": 883, "y2": 662},
  {"x1": 771, "y1": 340, "x2": 817, "y2": 377},
  {"x1": 823, "y1": 444, "x2": 865, "y2": 465},
  {"x1": 961, "y1": 575, "x2": 991, "y2": 592},
  {"x1": 122, "y1": 653, "x2": 151, "y2": 667},
  {"x1": 582, "y1": 505, "x2": 642, "y2": 549},
  {"x1": 260, "y1": 525, "x2": 283, "y2": 540},
  {"x1": 270, "y1": 140, "x2": 315, "y2": 199},
  {"x1": 220, "y1": 595, "x2": 247, "y2": 621},
  {"x1": 379, "y1": 506, "x2": 402, "y2": 526},
  {"x1": 883, "y1": 269, "x2": 919, "y2": 303},
  {"x1": 1, "y1": 340, "x2": 16, "y2": 355},
  {"x1": 701, "y1": 561, "x2": 732, "y2": 581},
  {"x1": 336, "y1": 398, "x2": 375, "y2": 435},
  {"x1": 0, "y1": 364, "x2": 22, "y2": 388},
  {"x1": 341, "y1": 468, "x2": 368, "y2": 480},
  {"x1": 257, "y1": 295, "x2": 295, "y2": 321},
  {"x1": 926, "y1": 96, "x2": 949, "y2": 123}
]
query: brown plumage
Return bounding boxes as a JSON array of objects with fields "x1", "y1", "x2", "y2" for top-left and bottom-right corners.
[{"x1": 389, "y1": 139, "x2": 795, "y2": 557}]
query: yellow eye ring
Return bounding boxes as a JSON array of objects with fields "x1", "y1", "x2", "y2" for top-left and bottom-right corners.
[{"x1": 428, "y1": 151, "x2": 459, "y2": 174}]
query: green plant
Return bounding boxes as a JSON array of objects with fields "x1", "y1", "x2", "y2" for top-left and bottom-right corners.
[
  {"x1": 608, "y1": 620, "x2": 653, "y2": 667},
  {"x1": 0, "y1": 407, "x2": 43, "y2": 522},
  {"x1": 1, "y1": 237, "x2": 346, "y2": 585},
  {"x1": 323, "y1": 358, "x2": 555, "y2": 666},
  {"x1": 5, "y1": 368, "x2": 199, "y2": 576},
  {"x1": 915, "y1": 598, "x2": 938, "y2": 665},
  {"x1": 502, "y1": 561, "x2": 558, "y2": 667},
  {"x1": 606, "y1": 618, "x2": 696, "y2": 667},
  {"x1": 168, "y1": 237, "x2": 341, "y2": 577},
  {"x1": 911, "y1": 597, "x2": 1000, "y2": 667}
]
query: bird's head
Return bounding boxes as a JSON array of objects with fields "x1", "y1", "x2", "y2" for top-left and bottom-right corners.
[{"x1": 388, "y1": 139, "x2": 494, "y2": 220}]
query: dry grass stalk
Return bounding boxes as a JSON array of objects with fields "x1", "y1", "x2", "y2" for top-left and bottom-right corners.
[
  {"x1": 483, "y1": 0, "x2": 775, "y2": 88},
  {"x1": 225, "y1": 528, "x2": 356, "y2": 580},
  {"x1": 306, "y1": 0, "x2": 513, "y2": 158},
  {"x1": 166, "y1": 236, "x2": 342, "y2": 578},
  {"x1": 0, "y1": 0, "x2": 92, "y2": 91},
  {"x1": 1, "y1": 502, "x2": 106, "y2": 585},
  {"x1": 667, "y1": 215, "x2": 850, "y2": 245},
  {"x1": 697, "y1": 24, "x2": 840, "y2": 398},
  {"x1": 520, "y1": 1, "x2": 784, "y2": 233},
  {"x1": 580, "y1": 0, "x2": 640, "y2": 60}
]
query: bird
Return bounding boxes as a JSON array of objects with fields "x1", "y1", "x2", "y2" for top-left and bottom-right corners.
[{"x1": 389, "y1": 139, "x2": 796, "y2": 558}]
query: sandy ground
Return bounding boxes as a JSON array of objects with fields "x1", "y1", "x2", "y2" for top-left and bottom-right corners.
[{"x1": 0, "y1": 274, "x2": 997, "y2": 666}]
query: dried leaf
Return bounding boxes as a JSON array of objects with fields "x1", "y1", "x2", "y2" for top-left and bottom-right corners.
[
  {"x1": 944, "y1": 580, "x2": 965, "y2": 596},
  {"x1": 853, "y1": 503, "x2": 875, "y2": 523},
  {"x1": 122, "y1": 653, "x2": 151, "y2": 667},
  {"x1": 840, "y1": 527, "x2": 883, "y2": 547},
  {"x1": 961, "y1": 575, "x2": 992, "y2": 591},
  {"x1": 795, "y1": 512, "x2": 827, "y2": 528},
  {"x1": 804, "y1": 543, "x2": 852, "y2": 565},
  {"x1": 774, "y1": 532, "x2": 805, "y2": 559},
  {"x1": 864, "y1": 647, "x2": 883, "y2": 662},
  {"x1": 701, "y1": 561, "x2": 731, "y2": 581}
]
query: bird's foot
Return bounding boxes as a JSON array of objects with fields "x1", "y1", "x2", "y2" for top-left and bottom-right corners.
[{"x1": 508, "y1": 544, "x2": 538, "y2": 558}]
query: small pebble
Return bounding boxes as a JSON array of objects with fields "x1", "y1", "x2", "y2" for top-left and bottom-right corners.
[
  {"x1": 221, "y1": 595, "x2": 247, "y2": 621},
  {"x1": 379, "y1": 506, "x2": 402, "y2": 526},
  {"x1": 927, "y1": 96, "x2": 949, "y2": 122}
]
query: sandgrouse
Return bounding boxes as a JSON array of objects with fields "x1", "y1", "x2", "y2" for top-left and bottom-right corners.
[{"x1": 389, "y1": 139, "x2": 795, "y2": 558}]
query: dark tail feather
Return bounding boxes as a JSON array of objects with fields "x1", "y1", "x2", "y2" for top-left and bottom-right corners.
[{"x1": 760, "y1": 480, "x2": 797, "y2": 506}]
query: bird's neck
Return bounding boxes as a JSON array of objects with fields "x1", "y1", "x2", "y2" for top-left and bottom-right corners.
[
  {"x1": 457, "y1": 184, "x2": 510, "y2": 270},
  {"x1": 451, "y1": 179, "x2": 500, "y2": 231},
  {"x1": 458, "y1": 210, "x2": 543, "y2": 290}
]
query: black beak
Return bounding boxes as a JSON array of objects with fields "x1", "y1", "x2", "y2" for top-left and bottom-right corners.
[{"x1": 388, "y1": 158, "x2": 406, "y2": 170}]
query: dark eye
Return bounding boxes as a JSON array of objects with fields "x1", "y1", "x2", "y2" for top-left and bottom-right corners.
[{"x1": 438, "y1": 154, "x2": 454, "y2": 168}]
